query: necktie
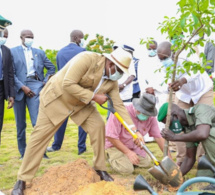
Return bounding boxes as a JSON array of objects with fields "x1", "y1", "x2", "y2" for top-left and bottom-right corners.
[{"x1": 0, "y1": 52, "x2": 2, "y2": 80}]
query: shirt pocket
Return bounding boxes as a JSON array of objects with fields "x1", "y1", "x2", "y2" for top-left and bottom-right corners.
[
  {"x1": 42, "y1": 82, "x2": 62, "y2": 107},
  {"x1": 79, "y1": 76, "x2": 94, "y2": 88}
]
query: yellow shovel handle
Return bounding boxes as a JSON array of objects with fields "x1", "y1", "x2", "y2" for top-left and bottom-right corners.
[
  {"x1": 114, "y1": 112, "x2": 138, "y2": 139},
  {"x1": 114, "y1": 112, "x2": 160, "y2": 166}
]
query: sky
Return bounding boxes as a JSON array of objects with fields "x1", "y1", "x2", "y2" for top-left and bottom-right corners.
[{"x1": 1, "y1": 0, "x2": 179, "y2": 58}]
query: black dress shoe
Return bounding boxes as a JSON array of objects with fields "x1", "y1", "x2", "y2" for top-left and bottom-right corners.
[
  {"x1": 11, "y1": 180, "x2": 26, "y2": 195},
  {"x1": 78, "y1": 149, "x2": 86, "y2": 155},
  {"x1": 95, "y1": 170, "x2": 114, "y2": 181},
  {"x1": 43, "y1": 153, "x2": 49, "y2": 159}
]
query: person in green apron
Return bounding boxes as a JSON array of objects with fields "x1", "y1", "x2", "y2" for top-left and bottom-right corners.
[{"x1": 158, "y1": 102, "x2": 215, "y2": 191}]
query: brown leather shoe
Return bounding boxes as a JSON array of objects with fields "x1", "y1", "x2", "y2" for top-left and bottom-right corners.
[
  {"x1": 11, "y1": 180, "x2": 26, "y2": 195},
  {"x1": 95, "y1": 170, "x2": 114, "y2": 181}
]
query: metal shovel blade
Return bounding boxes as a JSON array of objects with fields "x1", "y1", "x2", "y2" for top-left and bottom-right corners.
[
  {"x1": 160, "y1": 156, "x2": 183, "y2": 187},
  {"x1": 148, "y1": 165, "x2": 170, "y2": 185},
  {"x1": 148, "y1": 156, "x2": 183, "y2": 187}
]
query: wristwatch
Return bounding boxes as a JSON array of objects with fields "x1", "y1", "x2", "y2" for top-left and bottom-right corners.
[
  {"x1": 133, "y1": 129, "x2": 139, "y2": 133},
  {"x1": 123, "y1": 83, "x2": 127, "y2": 87}
]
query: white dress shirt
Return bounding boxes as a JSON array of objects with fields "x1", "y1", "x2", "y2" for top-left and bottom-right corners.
[
  {"x1": 175, "y1": 59, "x2": 213, "y2": 104},
  {"x1": 118, "y1": 60, "x2": 136, "y2": 101},
  {"x1": 22, "y1": 45, "x2": 35, "y2": 77}
]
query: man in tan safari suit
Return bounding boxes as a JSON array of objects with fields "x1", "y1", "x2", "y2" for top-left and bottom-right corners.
[{"x1": 12, "y1": 47, "x2": 144, "y2": 195}]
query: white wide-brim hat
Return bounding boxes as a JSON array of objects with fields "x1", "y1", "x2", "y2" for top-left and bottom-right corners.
[{"x1": 103, "y1": 47, "x2": 132, "y2": 75}]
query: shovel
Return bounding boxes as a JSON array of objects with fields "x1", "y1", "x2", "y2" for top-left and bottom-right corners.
[{"x1": 100, "y1": 95, "x2": 183, "y2": 187}]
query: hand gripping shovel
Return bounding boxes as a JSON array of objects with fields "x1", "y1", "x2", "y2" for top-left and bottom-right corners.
[{"x1": 100, "y1": 95, "x2": 183, "y2": 187}]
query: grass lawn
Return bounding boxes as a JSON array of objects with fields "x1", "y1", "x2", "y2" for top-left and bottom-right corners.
[{"x1": 0, "y1": 99, "x2": 215, "y2": 194}]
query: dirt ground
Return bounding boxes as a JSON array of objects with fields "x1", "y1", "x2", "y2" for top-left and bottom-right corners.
[
  {"x1": 11, "y1": 158, "x2": 200, "y2": 195},
  {"x1": 24, "y1": 159, "x2": 137, "y2": 195}
]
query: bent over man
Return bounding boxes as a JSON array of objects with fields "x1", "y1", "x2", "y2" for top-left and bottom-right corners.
[{"x1": 12, "y1": 48, "x2": 144, "y2": 195}]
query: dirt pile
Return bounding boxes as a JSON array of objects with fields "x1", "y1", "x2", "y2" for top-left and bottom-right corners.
[
  {"x1": 25, "y1": 159, "x2": 100, "y2": 195},
  {"x1": 25, "y1": 159, "x2": 136, "y2": 195},
  {"x1": 73, "y1": 180, "x2": 136, "y2": 195}
]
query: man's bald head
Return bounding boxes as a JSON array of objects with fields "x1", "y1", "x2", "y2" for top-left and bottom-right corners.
[
  {"x1": 157, "y1": 41, "x2": 172, "y2": 60},
  {"x1": 20, "y1": 29, "x2": 34, "y2": 38},
  {"x1": 70, "y1": 30, "x2": 84, "y2": 43}
]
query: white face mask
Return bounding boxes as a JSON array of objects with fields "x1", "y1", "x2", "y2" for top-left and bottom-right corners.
[
  {"x1": 0, "y1": 37, "x2": 7, "y2": 45},
  {"x1": 0, "y1": 30, "x2": 4, "y2": 38},
  {"x1": 24, "y1": 38, "x2": 34, "y2": 48},
  {"x1": 109, "y1": 65, "x2": 123, "y2": 81},
  {"x1": 79, "y1": 38, "x2": 85, "y2": 47}
]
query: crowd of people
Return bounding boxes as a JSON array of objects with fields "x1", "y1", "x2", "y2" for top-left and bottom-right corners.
[{"x1": 0, "y1": 14, "x2": 215, "y2": 195}]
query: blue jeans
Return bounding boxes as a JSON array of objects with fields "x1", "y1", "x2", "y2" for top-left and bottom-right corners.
[{"x1": 52, "y1": 118, "x2": 87, "y2": 153}]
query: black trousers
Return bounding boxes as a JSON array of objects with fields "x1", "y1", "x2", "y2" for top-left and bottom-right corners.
[{"x1": 0, "y1": 80, "x2": 4, "y2": 145}]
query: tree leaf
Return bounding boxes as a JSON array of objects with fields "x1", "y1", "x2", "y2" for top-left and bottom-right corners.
[
  {"x1": 210, "y1": 0, "x2": 215, "y2": 5},
  {"x1": 180, "y1": 16, "x2": 186, "y2": 28},
  {"x1": 200, "y1": 41, "x2": 204, "y2": 47},
  {"x1": 192, "y1": 13, "x2": 199, "y2": 26},
  {"x1": 199, "y1": 0, "x2": 209, "y2": 11},
  {"x1": 206, "y1": 66, "x2": 212, "y2": 69}
]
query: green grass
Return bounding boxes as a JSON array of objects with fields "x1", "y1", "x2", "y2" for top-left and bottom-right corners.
[{"x1": 0, "y1": 99, "x2": 214, "y2": 194}]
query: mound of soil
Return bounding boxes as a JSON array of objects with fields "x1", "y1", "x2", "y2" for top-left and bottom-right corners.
[
  {"x1": 25, "y1": 159, "x2": 136, "y2": 195},
  {"x1": 73, "y1": 181, "x2": 136, "y2": 195},
  {"x1": 25, "y1": 159, "x2": 100, "y2": 195}
]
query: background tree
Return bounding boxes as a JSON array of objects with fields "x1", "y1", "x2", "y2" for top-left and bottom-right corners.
[
  {"x1": 40, "y1": 46, "x2": 58, "y2": 73},
  {"x1": 84, "y1": 33, "x2": 115, "y2": 54}
]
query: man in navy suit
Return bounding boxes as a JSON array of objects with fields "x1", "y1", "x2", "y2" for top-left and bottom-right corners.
[
  {"x1": 46, "y1": 30, "x2": 88, "y2": 155},
  {"x1": 11, "y1": 29, "x2": 55, "y2": 159},
  {"x1": 0, "y1": 15, "x2": 14, "y2": 145}
]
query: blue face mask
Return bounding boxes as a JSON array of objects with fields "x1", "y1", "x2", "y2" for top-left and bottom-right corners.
[
  {"x1": 171, "y1": 39, "x2": 175, "y2": 45},
  {"x1": 148, "y1": 49, "x2": 157, "y2": 57},
  {"x1": 79, "y1": 38, "x2": 85, "y2": 47},
  {"x1": 109, "y1": 66, "x2": 123, "y2": 81},
  {"x1": 161, "y1": 57, "x2": 174, "y2": 68},
  {"x1": 0, "y1": 37, "x2": 7, "y2": 45},
  {"x1": 137, "y1": 113, "x2": 149, "y2": 121},
  {"x1": 24, "y1": 38, "x2": 34, "y2": 48}
]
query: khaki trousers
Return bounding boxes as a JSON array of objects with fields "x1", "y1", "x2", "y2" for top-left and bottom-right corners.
[
  {"x1": 174, "y1": 89, "x2": 214, "y2": 164},
  {"x1": 18, "y1": 101, "x2": 106, "y2": 182},
  {"x1": 106, "y1": 147, "x2": 151, "y2": 175}
]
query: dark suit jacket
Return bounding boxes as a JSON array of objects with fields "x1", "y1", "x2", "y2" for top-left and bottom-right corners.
[
  {"x1": 1, "y1": 45, "x2": 15, "y2": 99},
  {"x1": 57, "y1": 43, "x2": 86, "y2": 70}
]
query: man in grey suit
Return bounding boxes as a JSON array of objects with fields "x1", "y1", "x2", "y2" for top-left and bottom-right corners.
[
  {"x1": 204, "y1": 41, "x2": 215, "y2": 76},
  {"x1": 11, "y1": 29, "x2": 55, "y2": 159}
]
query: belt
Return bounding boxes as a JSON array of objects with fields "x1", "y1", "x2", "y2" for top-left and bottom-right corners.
[{"x1": 27, "y1": 75, "x2": 40, "y2": 81}]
